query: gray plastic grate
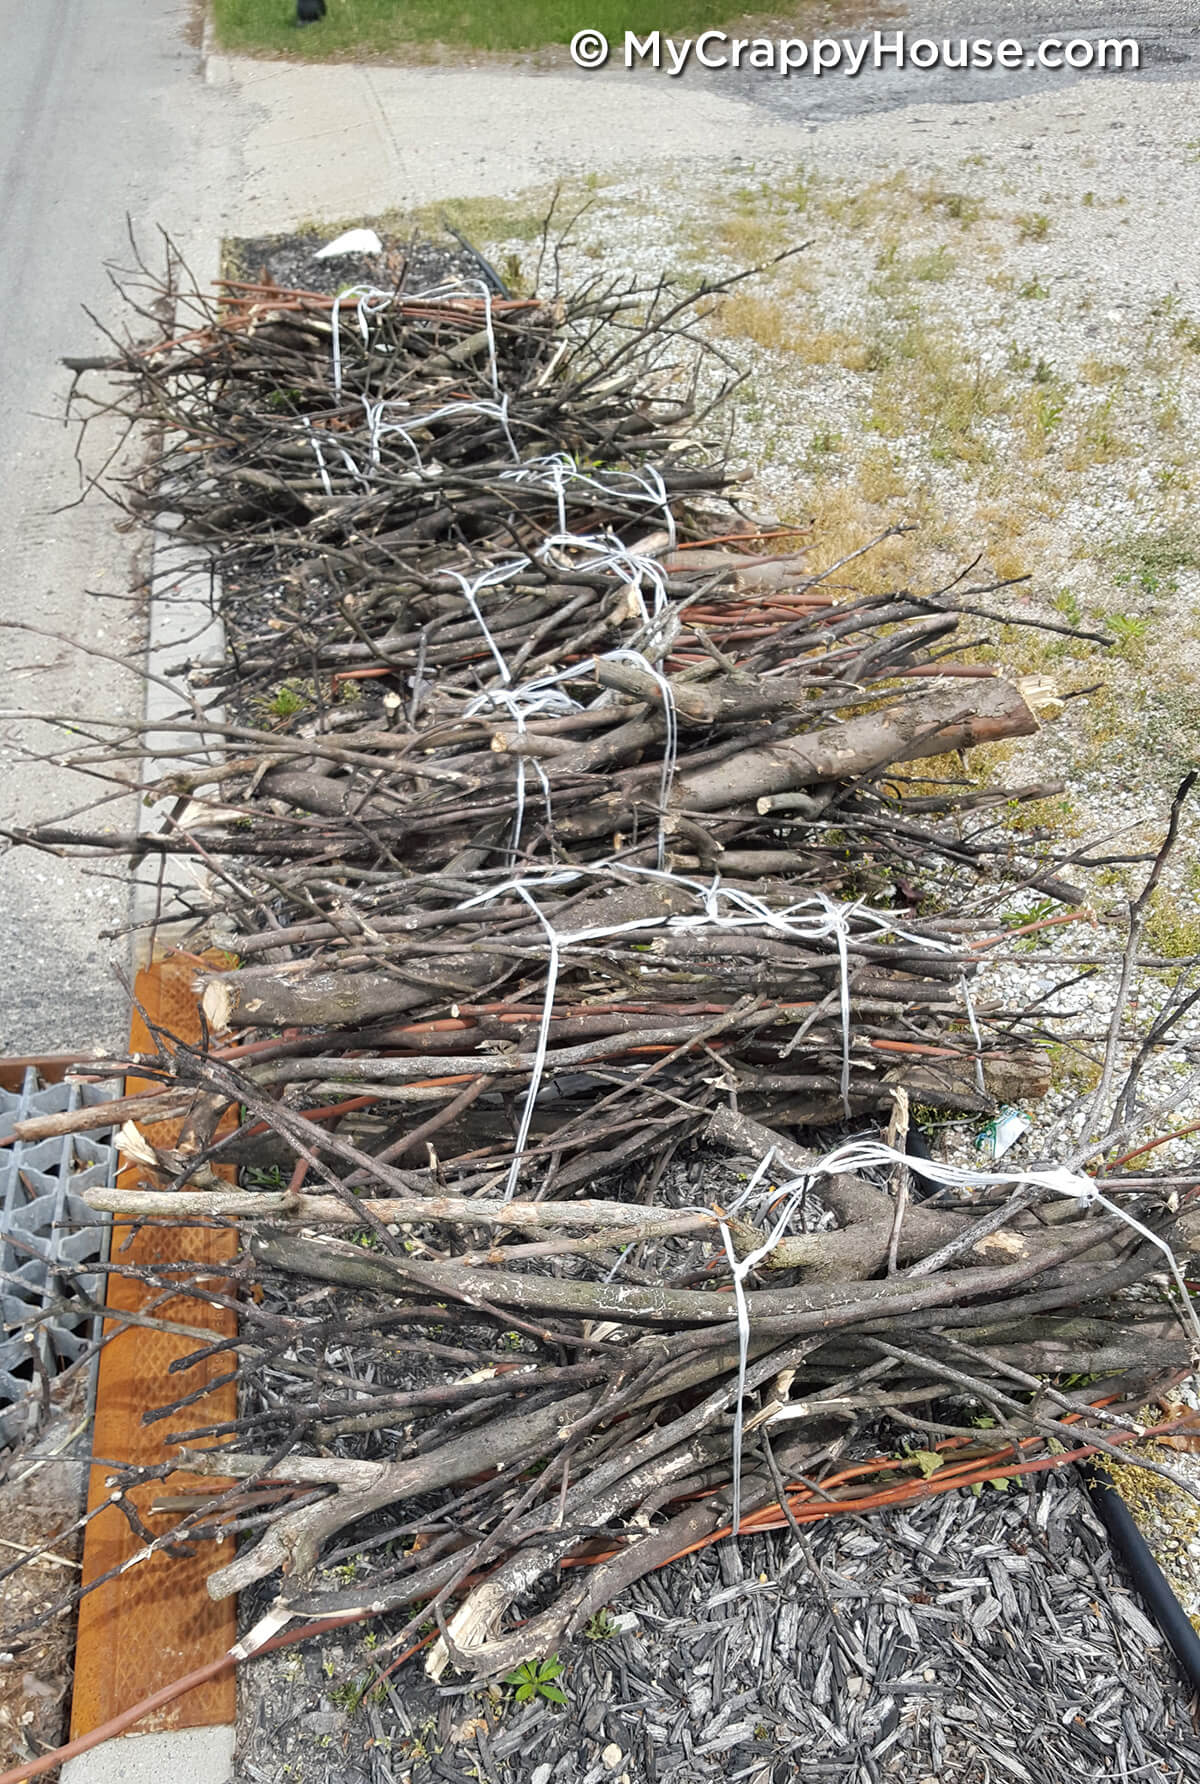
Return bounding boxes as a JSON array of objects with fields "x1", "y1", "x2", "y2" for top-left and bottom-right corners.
[{"x1": 0, "y1": 1070, "x2": 116, "y2": 1444}]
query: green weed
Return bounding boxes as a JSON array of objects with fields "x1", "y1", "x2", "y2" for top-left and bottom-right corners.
[{"x1": 505, "y1": 1657, "x2": 568, "y2": 1705}]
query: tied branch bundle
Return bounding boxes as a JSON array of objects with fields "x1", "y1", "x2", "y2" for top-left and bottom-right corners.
[{"x1": 12, "y1": 238, "x2": 1196, "y2": 1680}]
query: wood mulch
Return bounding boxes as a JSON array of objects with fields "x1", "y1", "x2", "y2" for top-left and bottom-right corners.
[{"x1": 234, "y1": 1470, "x2": 1200, "y2": 1784}]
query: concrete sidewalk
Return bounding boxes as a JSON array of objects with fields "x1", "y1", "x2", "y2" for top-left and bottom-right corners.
[{"x1": 209, "y1": 53, "x2": 810, "y2": 234}]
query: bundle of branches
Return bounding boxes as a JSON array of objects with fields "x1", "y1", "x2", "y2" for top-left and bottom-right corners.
[{"x1": 9, "y1": 239, "x2": 1197, "y2": 1682}]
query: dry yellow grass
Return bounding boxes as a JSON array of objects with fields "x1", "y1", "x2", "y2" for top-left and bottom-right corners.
[{"x1": 714, "y1": 293, "x2": 871, "y2": 368}]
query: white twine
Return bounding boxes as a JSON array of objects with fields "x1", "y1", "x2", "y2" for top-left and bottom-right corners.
[
  {"x1": 330, "y1": 283, "x2": 393, "y2": 402},
  {"x1": 705, "y1": 1133, "x2": 1200, "y2": 1542},
  {"x1": 503, "y1": 885, "x2": 562, "y2": 1201},
  {"x1": 715, "y1": 1185, "x2": 810, "y2": 1536},
  {"x1": 785, "y1": 1138, "x2": 1200, "y2": 1351},
  {"x1": 329, "y1": 276, "x2": 513, "y2": 446},
  {"x1": 303, "y1": 417, "x2": 333, "y2": 498},
  {"x1": 457, "y1": 863, "x2": 965, "y2": 1199},
  {"x1": 960, "y1": 972, "x2": 987, "y2": 1096},
  {"x1": 537, "y1": 531, "x2": 669, "y2": 620},
  {"x1": 462, "y1": 677, "x2": 581, "y2": 860},
  {"x1": 454, "y1": 864, "x2": 1188, "y2": 1535},
  {"x1": 360, "y1": 395, "x2": 519, "y2": 471},
  {"x1": 499, "y1": 453, "x2": 677, "y2": 549},
  {"x1": 440, "y1": 558, "x2": 532, "y2": 686}
]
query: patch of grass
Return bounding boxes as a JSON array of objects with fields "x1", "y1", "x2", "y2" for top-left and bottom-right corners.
[
  {"x1": 806, "y1": 427, "x2": 844, "y2": 460},
  {"x1": 1080, "y1": 357, "x2": 1125, "y2": 386},
  {"x1": 869, "y1": 322, "x2": 1003, "y2": 464},
  {"x1": 819, "y1": 173, "x2": 910, "y2": 232},
  {"x1": 214, "y1": 0, "x2": 750, "y2": 55},
  {"x1": 1015, "y1": 212, "x2": 1051, "y2": 241},
  {"x1": 1105, "y1": 613, "x2": 1151, "y2": 660},
  {"x1": 1043, "y1": 1040, "x2": 1103, "y2": 1093},
  {"x1": 873, "y1": 241, "x2": 956, "y2": 288},
  {"x1": 711, "y1": 208, "x2": 791, "y2": 262},
  {"x1": 1154, "y1": 385, "x2": 1184, "y2": 435},
  {"x1": 1017, "y1": 377, "x2": 1068, "y2": 456},
  {"x1": 1064, "y1": 395, "x2": 1128, "y2": 469},
  {"x1": 714, "y1": 294, "x2": 870, "y2": 368},
  {"x1": 409, "y1": 192, "x2": 565, "y2": 246},
  {"x1": 1172, "y1": 315, "x2": 1200, "y2": 353},
  {"x1": 1144, "y1": 891, "x2": 1200, "y2": 959},
  {"x1": 1052, "y1": 587, "x2": 1084, "y2": 627},
  {"x1": 923, "y1": 188, "x2": 984, "y2": 226},
  {"x1": 789, "y1": 480, "x2": 930, "y2": 594},
  {"x1": 1108, "y1": 527, "x2": 1200, "y2": 598},
  {"x1": 855, "y1": 445, "x2": 907, "y2": 504}
]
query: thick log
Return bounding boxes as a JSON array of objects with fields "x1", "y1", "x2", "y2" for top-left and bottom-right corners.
[
  {"x1": 199, "y1": 879, "x2": 697, "y2": 1030},
  {"x1": 554, "y1": 676, "x2": 1045, "y2": 841}
]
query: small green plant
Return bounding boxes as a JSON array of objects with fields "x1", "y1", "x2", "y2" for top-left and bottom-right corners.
[
  {"x1": 328, "y1": 1673, "x2": 385, "y2": 1715},
  {"x1": 1052, "y1": 587, "x2": 1083, "y2": 627},
  {"x1": 1106, "y1": 613, "x2": 1151, "y2": 658},
  {"x1": 1029, "y1": 387, "x2": 1065, "y2": 438},
  {"x1": 1018, "y1": 276, "x2": 1049, "y2": 300},
  {"x1": 243, "y1": 1164, "x2": 286, "y2": 1189},
  {"x1": 935, "y1": 191, "x2": 982, "y2": 224},
  {"x1": 584, "y1": 1609, "x2": 617, "y2": 1642},
  {"x1": 505, "y1": 1657, "x2": 567, "y2": 1705},
  {"x1": 1016, "y1": 212, "x2": 1050, "y2": 241},
  {"x1": 999, "y1": 897, "x2": 1058, "y2": 945},
  {"x1": 264, "y1": 681, "x2": 308, "y2": 719}
]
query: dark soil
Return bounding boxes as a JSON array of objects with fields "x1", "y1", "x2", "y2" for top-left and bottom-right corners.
[{"x1": 228, "y1": 228, "x2": 494, "y2": 299}]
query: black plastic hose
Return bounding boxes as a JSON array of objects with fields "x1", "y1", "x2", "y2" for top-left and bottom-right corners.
[
  {"x1": 904, "y1": 1127, "x2": 940, "y2": 1200},
  {"x1": 1083, "y1": 1464, "x2": 1200, "y2": 1693}
]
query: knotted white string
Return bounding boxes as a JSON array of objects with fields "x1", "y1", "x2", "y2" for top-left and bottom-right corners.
[
  {"x1": 499, "y1": 454, "x2": 678, "y2": 548},
  {"x1": 781, "y1": 1139, "x2": 1200, "y2": 1353},
  {"x1": 707, "y1": 1132, "x2": 1200, "y2": 1540},
  {"x1": 458, "y1": 864, "x2": 969, "y2": 1200}
]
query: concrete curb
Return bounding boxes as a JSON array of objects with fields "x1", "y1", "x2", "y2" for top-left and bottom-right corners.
[{"x1": 62, "y1": 1726, "x2": 236, "y2": 1784}]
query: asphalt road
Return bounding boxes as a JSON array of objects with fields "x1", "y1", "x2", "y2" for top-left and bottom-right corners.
[
  {"x1": 0, "y1": 1, "x2": 244, "y2": 1053},
  {"x1": 674, "y1": 1, "x2": 1198, "y2": 118}
]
